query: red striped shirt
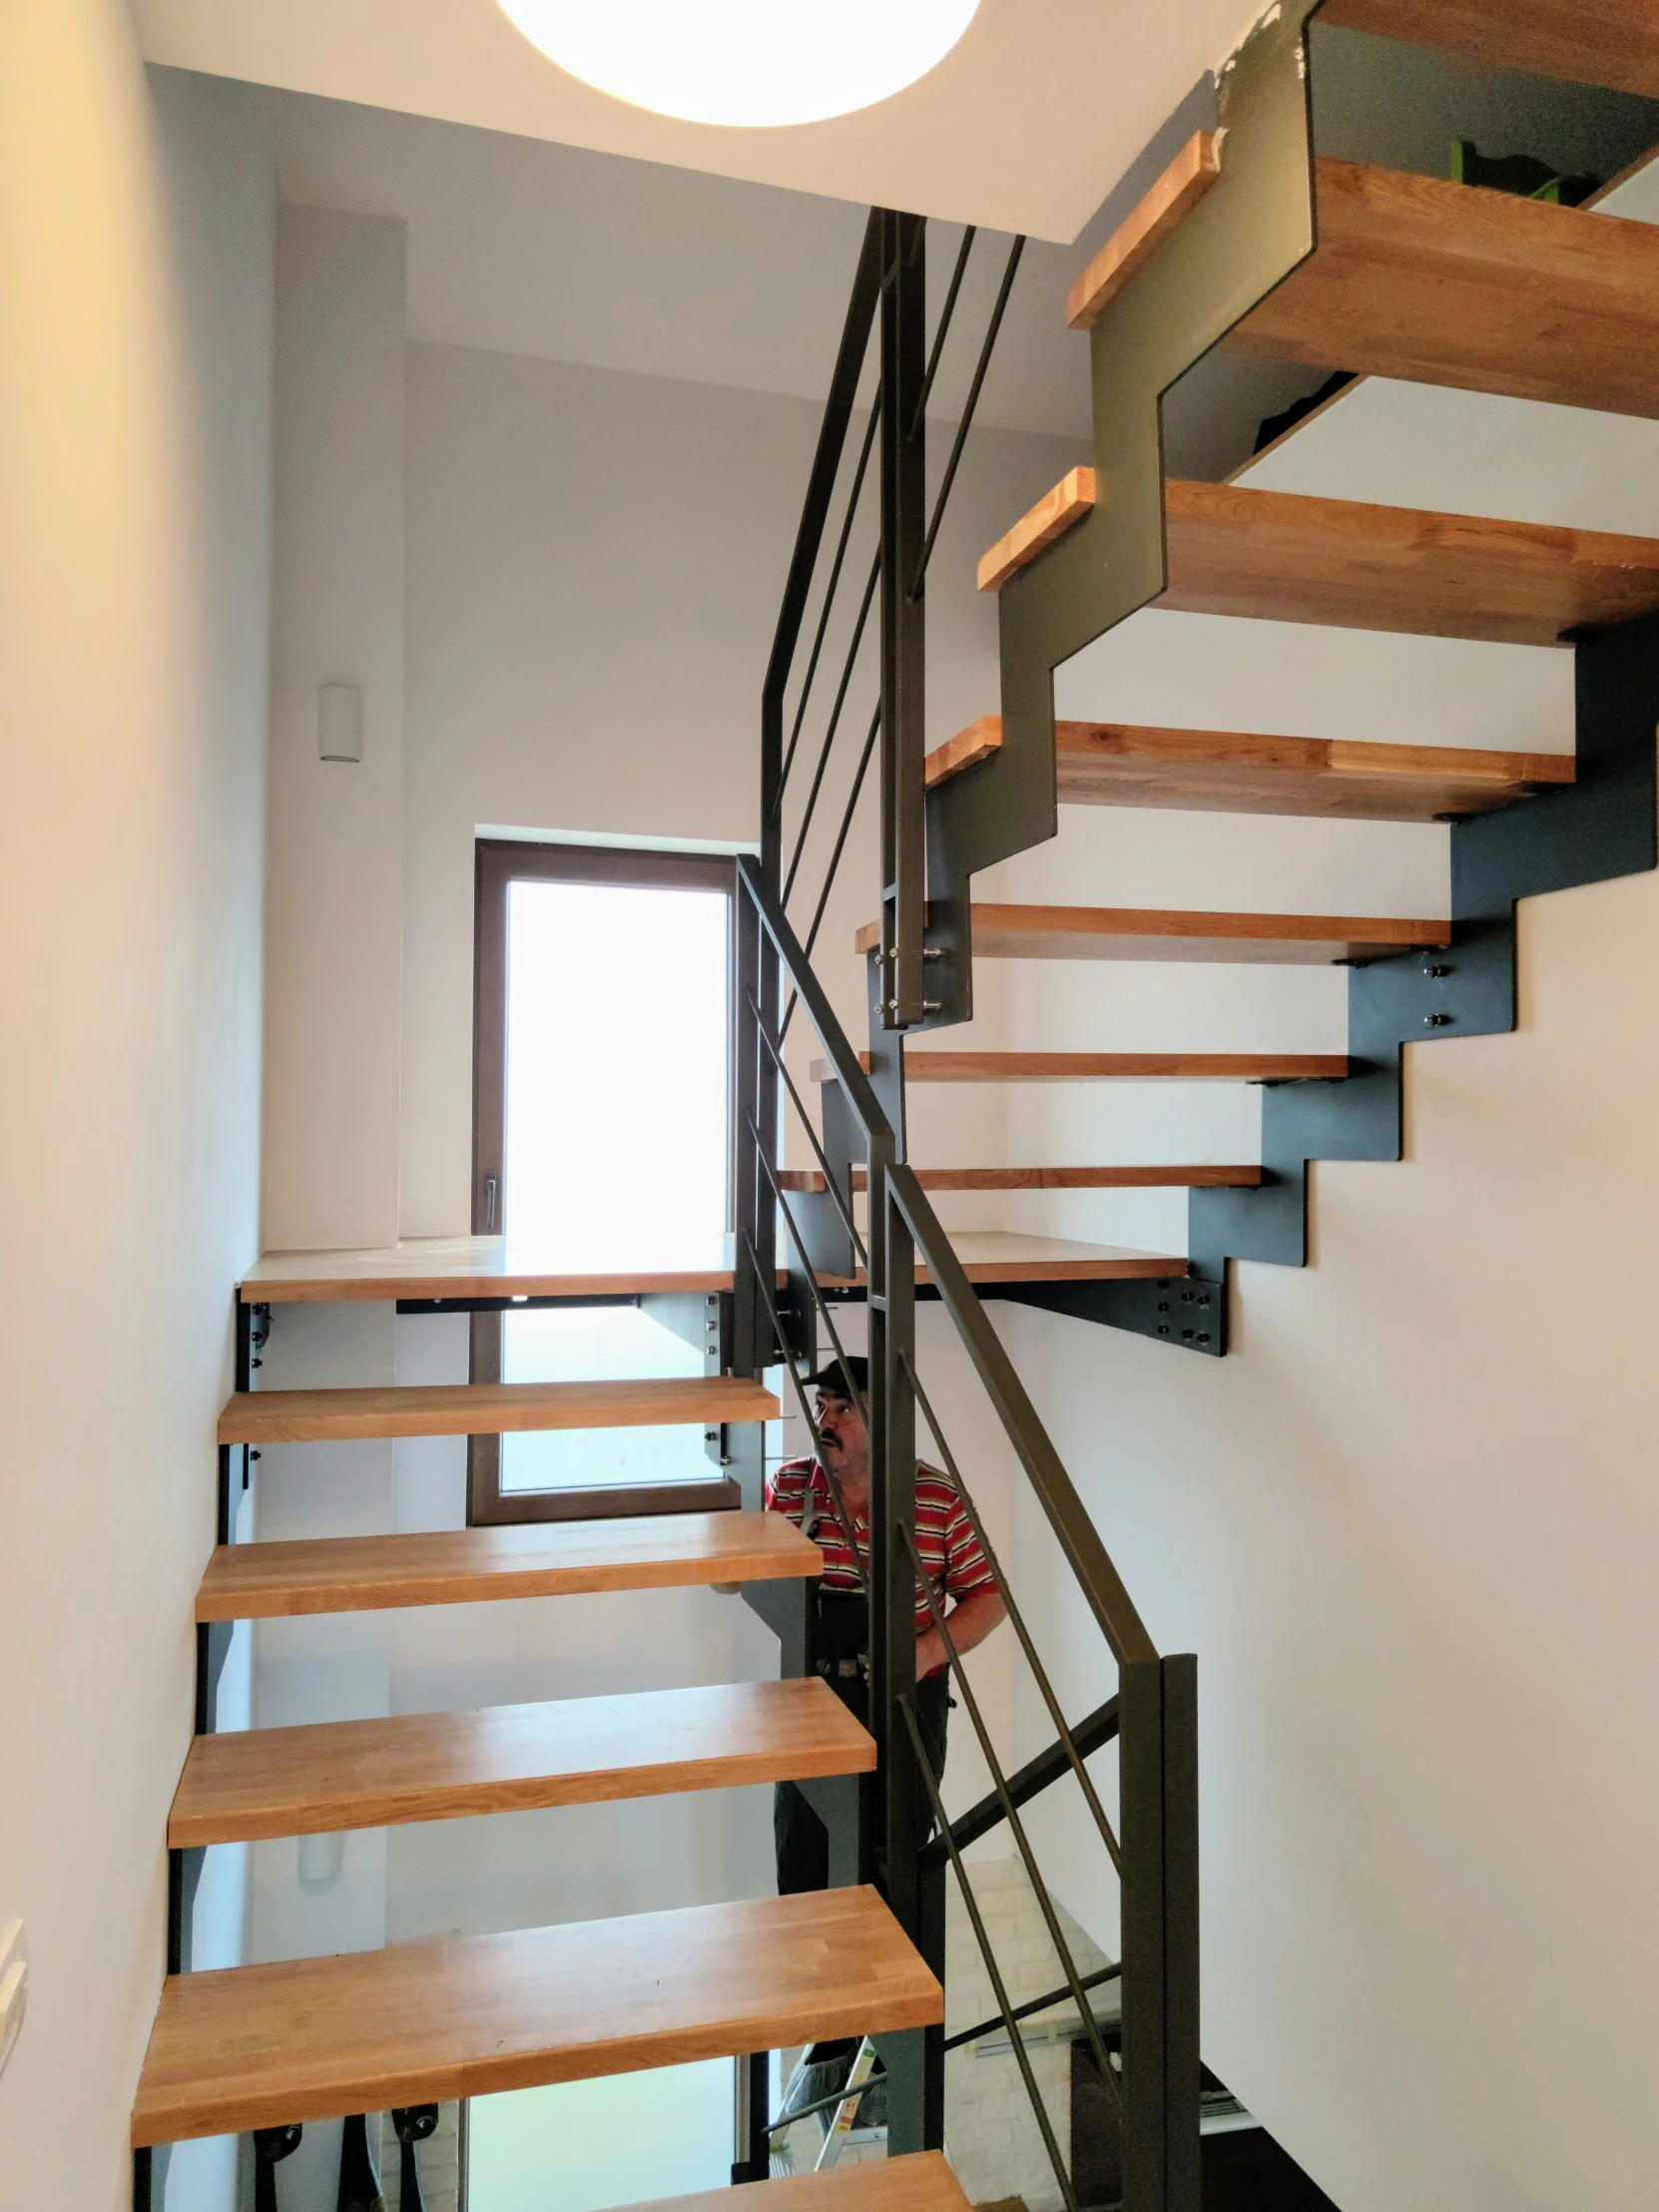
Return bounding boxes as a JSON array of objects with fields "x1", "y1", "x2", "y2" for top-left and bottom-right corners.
[{"x1": 766, "y1": 1458, "x2": 995, "y2": 1632}]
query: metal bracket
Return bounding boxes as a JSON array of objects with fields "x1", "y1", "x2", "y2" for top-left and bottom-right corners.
[{"x1": 993, "y1": 1273, "x2": 1226, "y2": 1357}]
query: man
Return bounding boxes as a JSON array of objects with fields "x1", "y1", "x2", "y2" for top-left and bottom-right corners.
[{"x1": 768, "y1": 1355, "x2": 1007, "y2": 1896}]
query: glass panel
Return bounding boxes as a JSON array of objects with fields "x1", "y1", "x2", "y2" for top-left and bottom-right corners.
[
  {"x1": 498, "y1": 876, "x2": 730, "y2": 1493},
  {"x1": 468, "y1": 2059, "x2": 739, "y2": 2212}
]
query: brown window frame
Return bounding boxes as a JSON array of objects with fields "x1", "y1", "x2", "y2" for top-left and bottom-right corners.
[{"x1": 469, "y1": 836, "x2": 742, "y2": 1526}]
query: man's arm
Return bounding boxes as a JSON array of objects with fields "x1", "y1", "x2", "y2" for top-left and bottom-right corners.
[{"x1": 916, "y1": 1586, "x2": 1007, "y2": 1680}]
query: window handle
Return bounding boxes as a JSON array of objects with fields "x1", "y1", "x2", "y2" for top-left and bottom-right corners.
[{"x1": 483, "y1": 1173, "x2": 498, "y2": 1231}]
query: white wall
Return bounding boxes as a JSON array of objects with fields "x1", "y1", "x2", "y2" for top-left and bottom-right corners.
[
  {"x1": 970, "y1": 267, "x2": 1659, "y2": 2202},
  {"x1": 0, "y1": 21, "x2": 273, "y2": 2211}
]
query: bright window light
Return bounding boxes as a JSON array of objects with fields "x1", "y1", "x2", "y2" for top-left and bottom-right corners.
[
  {"x1": 494, "y1": 0, "x2": 981, "y2": 128},
  {"x1": 499, "y1": 877, "x2": 729, "y2": 1493}
]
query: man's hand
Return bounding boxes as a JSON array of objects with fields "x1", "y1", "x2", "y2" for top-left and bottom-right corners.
[{"x1": 915, "y1": 1587, "x2": 1008, "y2": 1680}]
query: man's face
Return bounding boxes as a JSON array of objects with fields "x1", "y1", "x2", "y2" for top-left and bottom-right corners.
[{"x1": 814, "y1": 1388, "x2": 867, "y2": 1474}]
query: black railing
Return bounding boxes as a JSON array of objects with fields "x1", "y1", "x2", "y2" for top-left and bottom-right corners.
[{"x1": 734, "y1": 205, "x2": 1199, "y2": 2212}]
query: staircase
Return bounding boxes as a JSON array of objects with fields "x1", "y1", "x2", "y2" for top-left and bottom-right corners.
[{"x1": 133, "y1": 7, "x2": 1659, "y2": 2212}]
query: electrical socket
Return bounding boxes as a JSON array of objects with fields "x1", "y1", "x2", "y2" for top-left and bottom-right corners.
[{"x1": 0, "y1": 1920, "x2": 26, "y2": 2082}]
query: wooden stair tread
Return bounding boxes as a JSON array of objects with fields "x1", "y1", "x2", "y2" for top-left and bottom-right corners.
[
  {"x1": 1049, "y1": 723, "x2": 1574, "y2": 821},
  {"x1": 1159, "y1": 478, "x2": 1659, "y2": 645},
  {"x1": 814, "y1": 1052, "x2": 1349, "y2": 1084},
  {"x1": 820, "y1": 1232, "x2": 1188, "y2": 1288},
  {"x1": 130, "y1": 1884, "x2": 940, "y2": 2145},
  {"x1": 239, "y1": 1234, "x2": 763, "y2": 1305},
  {"x1": 218, "y1": 1375, "x2": 778, "y2": 1445},
  {"x1": 853, "y1": 902, "x2": 1446, "y2": 965},
  {"x1": 1320, "y1": 0, "x2": 1659, "y2": 101},
  {"x1": 1228, "y1": 159, "x2": 1659, "y2": 419},
  {"x1": 616, "y1": 2151, "x2": 970, "y2": 2212},
  {"x1": 169, "y1": 1677, "x2": 874, "y2": 1848},
  {"x1": 196, "y1": 1511, "x2": 822, "y2": 1622},
  {"x1": 977, "y1": 466, "x2": 1096, "y2": 592},
  {"x1": 779, "y1": 1165, "x2": 1261, "y2": 1193}
]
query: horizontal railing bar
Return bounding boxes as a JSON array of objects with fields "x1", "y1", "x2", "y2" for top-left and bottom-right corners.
[
  {"x1": 942, "y1": 1961, "x2": 1123, "y2": 2055},
  {"x1": 903, "y1": 1352, "x2": 1123, "y2": 1874},
  {"x1": 910, "y1": 234, "x2": 1025, "y2": 600},
  {"x1": 744, "y1": 987, "x2": 867, "y2": 1271},
  {"x1": 782, "y1": 550, "x2": 879, "y2": 905},
  {"x1": 776, "y1": 391, "x2": 881, "y2": 820},
  {"x1": 737, "y1": 857, "x2": 892, "y2": 1144},
  {"x1": 779, "y1": 701, "x2": 881, "y2": 1049},
  {"x1": 897, "y1": 1692, "x2": 1079, "y2": 2212},
  {"x1": 885, "y1": 1162, "x2": 1157, "y2": 1667},
  {"x1": 765, "y1": 2076, "x2": 878, "y2": 2135},
  {"x1": 922, "y1": 1693, "x2": 1121, "y2": 1869},
  {"x1": 902, "y1": 1519, "x2": 1121, "y2": 2104},
  {"x1": 909, "y1": 224, "x2": 974, "y2": 436},
  {"x1": 763, "y1": 211, "x2": 883, "y2": 779}
]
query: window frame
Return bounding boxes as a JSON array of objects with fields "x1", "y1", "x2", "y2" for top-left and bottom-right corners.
[{"x1": 468, "y1": 837, "x2": 741, "y2": 1526}]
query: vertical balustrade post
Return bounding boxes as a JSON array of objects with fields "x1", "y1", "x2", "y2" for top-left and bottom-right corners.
[{"x1": 877, "y1": 209, "x2": 927, "y2": 1033}]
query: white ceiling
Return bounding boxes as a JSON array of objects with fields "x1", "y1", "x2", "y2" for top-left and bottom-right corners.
[
  {"x1": 270, "y1": 88, "x2": 1108, "y2": 437},
  {"x1": 134, "y1": 0, "x2": 1265, "y2": 243}
]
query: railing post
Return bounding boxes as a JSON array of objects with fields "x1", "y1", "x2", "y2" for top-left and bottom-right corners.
[
  {"x1": 877, "y1": 209, "x2": 928, "y2": 1034},
  {"x1": 1119, "y1": 1656, "x2": 1201, "y2": 2212}
]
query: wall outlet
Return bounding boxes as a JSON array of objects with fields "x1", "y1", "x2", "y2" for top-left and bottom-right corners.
[{"x1": 0, "y1": 1920, "x2": 26, "y2": 2082}]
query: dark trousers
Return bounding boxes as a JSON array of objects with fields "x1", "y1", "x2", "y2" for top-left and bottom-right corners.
[{"x1": 775, "y1": 1668, "x2": 950, "y2": 1896}]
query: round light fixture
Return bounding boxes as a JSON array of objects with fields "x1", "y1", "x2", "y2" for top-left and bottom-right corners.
[{"x1": 495, "y1": 0, "x2": 981, "y2": 128}]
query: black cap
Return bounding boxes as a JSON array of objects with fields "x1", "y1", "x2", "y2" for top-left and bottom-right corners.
[{"x1": 802, "y1": 1356, "x2": 867, "y2": 1401}]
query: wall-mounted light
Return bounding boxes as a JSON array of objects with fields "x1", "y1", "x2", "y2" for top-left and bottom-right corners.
[{"x1": 494, "y1": 0, "x2": 980, "y2": 128}]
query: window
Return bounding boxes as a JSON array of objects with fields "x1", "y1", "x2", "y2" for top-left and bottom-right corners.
[{"x1": 469, "y1": 839, "x2": 739, "y2": 1523}]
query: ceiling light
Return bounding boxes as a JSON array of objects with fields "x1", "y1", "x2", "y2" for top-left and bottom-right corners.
[{"x1": 495, "y1": 0, "x2": 981, "y2": 128}]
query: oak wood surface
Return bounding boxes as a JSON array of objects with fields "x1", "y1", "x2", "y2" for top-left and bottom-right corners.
[
  {"x1": 815, "y1": 1052, "x2": 1349, "y2": 1084},
  {"x1": 613, "y1": 2151, "x2": 971, "y2": 2212},
  {"x1": 1229, "y1": 159, "x2": 1659, "y2": 417},
  {"x1": 853, "y1": 901, "x2": 1446, "y2": 964},
  {"x1": 239, "y1": 1234, "x2": 754, "y2": 1305},
  {"x1": 1067, "y1": 130, "x2": 1225, "y2": 329},
  {"x1": 778, "y1": 1165, "x2": 1261, "y2": 1193},
  {"x1": 1051, "y1": 722, "x2": 1574, "y2": 820},
  {"x1": 977, "y1": 467, "x2": 1096, "y2": 593},
  {"x1": 818, "y1": 1230, "x2": 1187, "y2": 1288},
  {"x1": 1160, "y1": 478, "x2": 1659, "y2": 645},
  {"x1": 218, "y1": 1375, "x2": 778, "y2": 1446},
  {"x1": 169, "y1": 1677, "x2": 874, "y2": 1847},
  {"x1": 922, "y1": 715, "x2": 1003, "y2": 790},
  {"x1": 131, "y1": 1885, "x2": 941, "y2": 2145},
  {"x1": 1319, "y1": 0, "x2": 1659, "y2": 99},
  {"x1": 196, "y1": 1511, "x2": 822, "y2": 1622}
]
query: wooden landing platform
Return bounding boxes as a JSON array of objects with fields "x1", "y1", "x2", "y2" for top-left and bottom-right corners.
[
  {"x1": 1320, "y1": 0, "x2": 1659, "y2": 102},
  {"x1": 239, "y1": 1236, "x2": 758, "y2": 1306},
  {"x1": 170, "y1": 1677, "x2": 874, "y2": 1847},
  {"x1": 218, "y1": 1375, "x2": 778, "y2": 1446},
  {"x1": 818, "y1": 1052, "x2": 1349, "y2": 1084},
  {"x1": 1229, "y1": 159, "x2": 1659, "y2": 419},
  {"x1": 131, "y1": 1886, "x2": 940, "y2": 2145},
  {"x1": 196, "y1": 1511, "x2": 822, "y2": 1623},
  {"x1": 779, "y1": 1165, "x2": 1260, "y2": 1193},
  {"x1": 855, "y1": 902, "x2": 1446, "y2": 965}
]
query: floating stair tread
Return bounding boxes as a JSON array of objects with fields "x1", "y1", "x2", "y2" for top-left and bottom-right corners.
[
  {"x1": 218, "y1": 1375, "x2": 778, "y2": 1446},
  {"x1": 821, "y1": 1232, "x2": 1188, "y2": 1288},
  {"x1": 196, "y1": 1510, "x2": 822, "y2": 1623},
  {"x1": 853, "y1": 902, "x2": 1446, "y2": 964},
  {"x1": 617, "y1": 2151, "x2": 971, "y2": 2212},
  {"x1": 779, "y1": 1165, "x2": 1261, "y2": 1193},
  {"x1": 815, "y1": 1052, "x2": 1348, "y2": 1084},
  {"x1": 1159, "y1": 478, "x2": 1659, "y2": 646},
  {"x1": 1049, "y1": 722, "x2": 1574, "y2": 821},
  {"x1": 169, "y1": 1677, "x2": 874, "y2": 1848},
  {"x1": 1320, "y1": 0, "x2": 1659, "y2": 101},
  {"x1": 1229, "y1": 159, "x2": 1659, "y2": 418},
  {"x1": 978, "y1": 466, "x2": 1096, "y2": 591},
  {"x1": 239, "y1": 1234, "x2": 763, "y2": 1305},
  {"x1": 130, "y1": 1884, "x2": 940, "y2": 2146}
]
